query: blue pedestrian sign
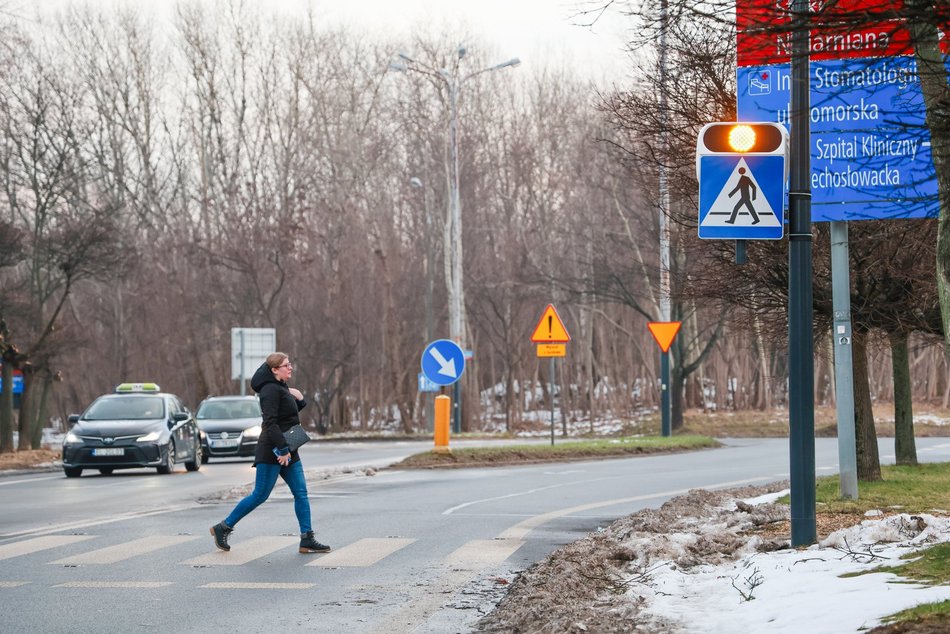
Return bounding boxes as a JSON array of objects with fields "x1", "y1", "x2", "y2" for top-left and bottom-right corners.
[
  {"x1": 421, "y1": 339, "x2": 465, "y2": 387},
  {"x1": 698, "y1": 155, "x2": 785, "y2": 240}
]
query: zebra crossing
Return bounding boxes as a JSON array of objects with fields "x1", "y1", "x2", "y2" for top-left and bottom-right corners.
[{"x1": 0, "y1": 531, "x2": 520, "y2": 588}]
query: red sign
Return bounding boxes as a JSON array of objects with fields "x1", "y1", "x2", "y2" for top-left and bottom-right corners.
[{"x1": 737, "y1": 0, "x2": 949, "y2": 67}]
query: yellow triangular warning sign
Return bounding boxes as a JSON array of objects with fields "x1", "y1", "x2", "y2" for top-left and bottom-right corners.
[{"x1": 531, "y1": 304, "x2": 571, "y2": 343}]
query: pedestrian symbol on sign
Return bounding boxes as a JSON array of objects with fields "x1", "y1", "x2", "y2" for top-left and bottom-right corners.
[
  {"x1": 700, "y1": 157, "x2": 781, "y2": 232},
  {"x1": 727, "y1": 167, "x2": 759, "y2": 225}
]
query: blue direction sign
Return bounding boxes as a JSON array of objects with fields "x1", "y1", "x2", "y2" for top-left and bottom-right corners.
[
  {"x1": 421, "y1": 339, "x2": 465, "y2": 387},
  {"x1": 738, "y1": 56, "x2": 944, "y2": 222},
  {"x1": 698, "y1": 155, "x2": 785, "y2": 240}
]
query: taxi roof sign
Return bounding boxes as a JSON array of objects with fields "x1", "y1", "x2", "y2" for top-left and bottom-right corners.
[
  {"x1": 530, "y1": 304, "x2": 570, "y2": 343},
  {"x1": 115, "y1": 382, "x2": 161, "y2": 393}
]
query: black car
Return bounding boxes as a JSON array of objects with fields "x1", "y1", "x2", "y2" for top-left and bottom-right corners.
[
  {"x1": 62, "y1": 383, "x2": 201, "y2": 477},
  {"x1": 195, "y1": 395, "x2": 262, "y2": 463}
]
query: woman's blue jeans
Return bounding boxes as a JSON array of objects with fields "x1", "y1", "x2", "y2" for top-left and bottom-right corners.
[{"x1": 224, "y1": 460, "x2": 312, "y2": 533}]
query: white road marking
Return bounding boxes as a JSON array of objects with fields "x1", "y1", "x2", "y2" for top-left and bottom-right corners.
[
  {"x1": 200, "y1": 582, "x2": 314, "y2": 589},
  {"x1": 498, "y1": 476, "x2": 774, "y2": 541},
  {"x1": 306, "y1": 537, "x2": 416, "y2": 567},
  {"x1": 180, "y1": 535, "x2": 298, "y2": 566},
  {"x1": 52, "y1": 581, "x2": 173, "y2": 588},
  {"x1": 0, "y1": 535, "x2": 96, "y2": 562},
  {"x1": 0, "y1": 475, "x2": 61, "y2": 487},
  {"x1": 51, "y1": 535, "x2": 199, "y2": 565},
  {"x1": 0, "y1": 503, "x2": 199, "y2": 541},
  {"x1": 444, "y1": 538, "x2": 524, "y2": 571},
  {"x1": 0, "y1": 581, "x2": 30, "y2": 587},
  {"x1": 442, "y1": 477, "x2": 615, "y2": 515}
]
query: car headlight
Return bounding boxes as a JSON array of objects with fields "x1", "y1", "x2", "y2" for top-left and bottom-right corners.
[
  {"x1": 137, "y1": 431, "x2": 161, "y2": 442},
  {"x1": 65, "y1": 432, "x2": 81, "y2": 444},
  {"x1": 243, "y1": 425, "x2": 262, "y2": 439},
  {"x1": 199, "y1": 430, "x2": 207, "y2": 440}
]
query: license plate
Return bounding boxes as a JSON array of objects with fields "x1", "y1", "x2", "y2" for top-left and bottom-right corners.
[
  {"x1": 211, "y1": 439, "x2": 240, "y2": 448},
  {"x1": 93, "y1": 448, "x2": 124, "y2": 456}
]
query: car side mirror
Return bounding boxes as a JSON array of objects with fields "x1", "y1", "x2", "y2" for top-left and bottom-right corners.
[
  {"x1": 67, "y1": 414, "x2": 79, "y2": 426},
  {"x1": 173, "y1": 412, "x2": 190, "y2": 423}
]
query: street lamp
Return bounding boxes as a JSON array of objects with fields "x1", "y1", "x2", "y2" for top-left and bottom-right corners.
[
  {"x1": 392, "y1": 46, "x2": 520, "y2": 432},
  {"x1": 411, "y1": 175, "x2": 435, "y2": 432}
]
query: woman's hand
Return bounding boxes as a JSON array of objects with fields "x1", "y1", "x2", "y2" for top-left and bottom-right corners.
[
  {"x1": 288, "y1": 387, "x2": 303, "y2": 401},
  {"x1": 277, "y1": 453, "x2": 291, "y2": 466}
]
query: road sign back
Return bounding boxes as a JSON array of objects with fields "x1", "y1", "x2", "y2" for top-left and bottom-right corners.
[
  {"x1": 699, "y1": 156, "x2": 785, "y2": 240},
  {"x1": 530, "y1": 304, "x2": 570, "y2": 343}
]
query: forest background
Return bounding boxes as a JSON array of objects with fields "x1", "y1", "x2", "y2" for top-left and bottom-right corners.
[{"x1": 0, "y1": 0, "x2": 947, "y2": 455}]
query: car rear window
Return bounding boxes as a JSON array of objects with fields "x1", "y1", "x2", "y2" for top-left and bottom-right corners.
[
  {"x1": 197, "y1": 400, "x2": 261, "y2": 420},
  {"x1": 84, "y1": 396, "x2": 165, "y2": 420}
]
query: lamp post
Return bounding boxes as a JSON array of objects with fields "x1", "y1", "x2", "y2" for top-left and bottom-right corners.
[
  {"x1": 411, "y1": 176, "x2": 435, "y2": 432},
  {"x1": 392, "y1": 47, "x2": 520, "y2": 432}
]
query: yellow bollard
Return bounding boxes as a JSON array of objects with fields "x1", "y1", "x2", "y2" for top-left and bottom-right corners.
[{"x1": 433, "y1": 394, "x2": 451, "y2": 453}]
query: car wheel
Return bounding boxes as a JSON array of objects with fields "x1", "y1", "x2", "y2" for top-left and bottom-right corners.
[
  {"x1": 98, "y1": 468, "x2": 114, "y2": 475},
  {"x1": 157, "y1": 442, "x2": 176, "y2": 474},
  {"x1": 185, "y1": 439, "x2": 201, "y2": 472},
  {"x1": 64, "y1": 467, "x2": 82, "y2": 478}
]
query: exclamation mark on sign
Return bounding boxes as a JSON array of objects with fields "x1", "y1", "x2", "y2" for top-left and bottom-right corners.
[{"x1": 548, "y1": 316, "x2": 553, "y2": 339}]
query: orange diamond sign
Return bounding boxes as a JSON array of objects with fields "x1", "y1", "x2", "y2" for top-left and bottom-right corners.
[
  {"x1": 647, "y1": 321, "x2": 681, "y2": 353},
  {"x1": 530, "y1": 304, "x2": 571, "y2": 343}
]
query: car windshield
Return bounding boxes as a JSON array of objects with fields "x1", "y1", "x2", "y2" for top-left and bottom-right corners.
[
  {"x1": 84, "y1": 396, "x2": 165, "y2": 421},
  {"x1": 197, "y1": 400, "x2": 261, "y2": 420}
]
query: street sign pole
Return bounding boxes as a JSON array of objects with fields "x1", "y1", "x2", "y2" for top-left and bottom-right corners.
[
  {"x1": 549, "y1": 357, "x2": 556, "y2": 446},
  {"x1": 832, "y1": 221, "x2": 858, "y2": 499},
  {"x1": 661, "y1": 351, "x2": 671, "y2": 437},
  {"x1": 788, "y1": 0, "x2": 816, "y2": 546}
]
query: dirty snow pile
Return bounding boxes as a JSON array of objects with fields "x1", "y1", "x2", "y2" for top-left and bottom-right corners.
[
  {"x1": 477, "y1": 484, "x2": 950, "y2": 633},
  {"x1": 636, "y1": 495, "x2": 950, "y2": 633}
]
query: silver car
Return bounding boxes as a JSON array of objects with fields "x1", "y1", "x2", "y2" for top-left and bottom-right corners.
[{"x1": 195, "y1": 395, "x2": 262, "y2": 463}]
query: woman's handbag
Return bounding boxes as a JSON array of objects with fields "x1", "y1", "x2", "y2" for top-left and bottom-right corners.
[{"x1": 283, "y1": 424, "x2": 311, "y2": 452}]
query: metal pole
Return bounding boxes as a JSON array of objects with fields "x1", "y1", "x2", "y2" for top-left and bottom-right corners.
[
  {"x1": 413, "y1": 177, "x2": 436, "y2": 433},
  {"x1": 831, "y1": 221, "x2": 858, "y2": 499},
  {"x1": 240, "y1": 329, "x2": 246, "y2": 396},
  {"x1": 661, "y1": 351, "x2": 671, "y2": 436},
  {"x1": 658, "y1": 0, "x2": 673, "y2": 434},
  {"x1": 447, "y1": 73, "x2": 465, "y2": 435},
  {"x1": 789, "y1": 0, "x2": 816, "y2": 546},
  {"x1": 550, "y1": 357, "x2": 556, "y2": 446}
]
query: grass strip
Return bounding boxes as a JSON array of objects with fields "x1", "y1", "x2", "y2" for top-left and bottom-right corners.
[
  {"x1": 393, "y1": 435, "x2": 719, "y2": 468},
  {"x1": 813, "y1": 462, "x2": 950, "y2": 516}
]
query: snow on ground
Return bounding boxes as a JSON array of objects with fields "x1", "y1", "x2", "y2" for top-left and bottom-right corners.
[{"x1": 633, "y1": 492, "x2": 950, "y2": 633}]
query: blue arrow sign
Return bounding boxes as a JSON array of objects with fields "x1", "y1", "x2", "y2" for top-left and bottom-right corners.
[
  {"x1": 699, "y1": 155, "x2": 785, "y2": 240},
  {"x1": 421, "y1": 339, "x2": 465, "y2": 387}
]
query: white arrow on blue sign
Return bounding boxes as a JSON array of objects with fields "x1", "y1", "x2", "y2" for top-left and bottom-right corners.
[
  {"x1": 421, "y1": 339, "x2": 466, "y2": 387},
  {"x1": 699, "y1": 155, "x2": 785, "y2": 240}
]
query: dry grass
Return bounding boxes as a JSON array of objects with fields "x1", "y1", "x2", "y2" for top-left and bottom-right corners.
[{"x1": 0, "y1": 448, "x2": 60, "y2": 471}]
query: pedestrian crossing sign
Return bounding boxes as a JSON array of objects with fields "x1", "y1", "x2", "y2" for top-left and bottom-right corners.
[{"x1": 698, "y1": 155, "x2": 785, "y2": 240}]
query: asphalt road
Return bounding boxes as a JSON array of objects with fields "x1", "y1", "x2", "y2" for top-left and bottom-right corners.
[{"x1": 2, "y1": 437, "x2": 950, "y2": 633}]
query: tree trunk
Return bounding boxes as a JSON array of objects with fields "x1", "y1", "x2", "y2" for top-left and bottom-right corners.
[
  {"x1": 16, "y1": 368, "x2": 35, "y2": 451},
  {"x1": 852, "y1": 330, "x2": 882, "y2": 481},
  {"x1": 890, "y1": 331, "x2": 918, "y2": 465},
  {"x1": 0, "y1": 361, "x2": 13, "y2": 453},
  {"x1": 671, "y1": 364, "x2": 685, "y2": 431},
  {"x1": 907, "y1": 2, "x2": 950, "y2": 355},
  {"x1": 30, "y1": 371, "x2": 53, "y2": 449}
]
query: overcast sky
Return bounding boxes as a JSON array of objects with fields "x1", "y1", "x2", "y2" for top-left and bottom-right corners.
[{"x1": 28, "y1": 0, "x2": 633, "y2": 83}]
